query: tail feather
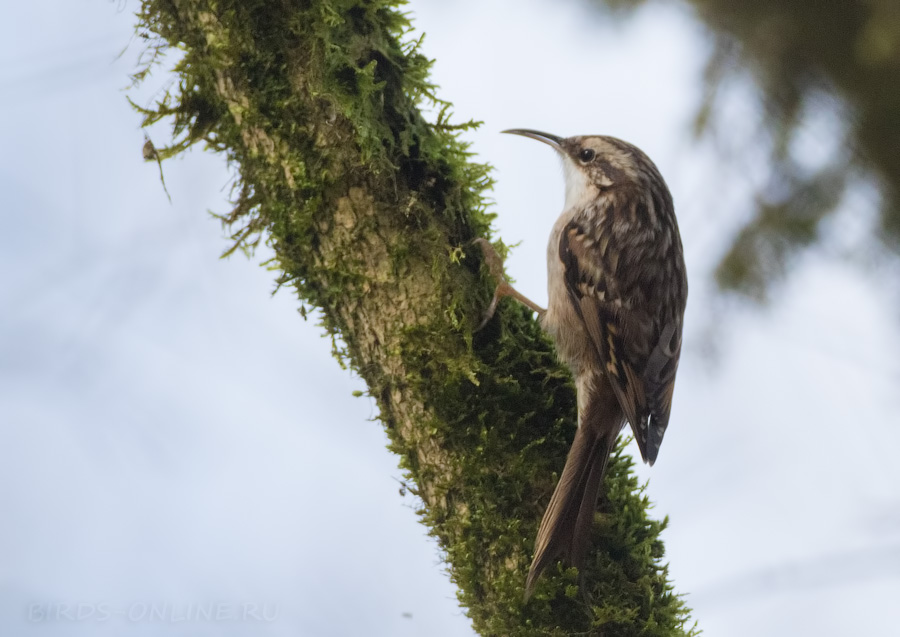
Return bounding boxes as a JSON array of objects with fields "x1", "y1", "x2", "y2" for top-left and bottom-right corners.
[
  {"x1": 524, "y1": 388, "x2": 622, "y2": 599},
  {"x1": 569, "y1": 432, "x2": 612, "y2": 568}
]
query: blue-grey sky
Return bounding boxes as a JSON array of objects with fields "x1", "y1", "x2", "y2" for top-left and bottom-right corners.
[{"x1": 2, "y1": 0, "x2": 899, "y2": 635}]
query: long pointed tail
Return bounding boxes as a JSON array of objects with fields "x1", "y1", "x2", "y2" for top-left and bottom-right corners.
[{"x1": 524, "y1": 388, "x2": 622, "y2": 599}]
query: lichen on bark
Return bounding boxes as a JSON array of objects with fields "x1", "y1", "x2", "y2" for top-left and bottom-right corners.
[{"x1": 130, "y1": 1, "x2": 697, "y2": 634}]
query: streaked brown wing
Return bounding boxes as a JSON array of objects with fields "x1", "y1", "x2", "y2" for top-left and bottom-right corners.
[
  {"x1": 558, "y1": 221, "x2": 681, "y2": 464},
  {"x1": 640, "y1": 321, "x2": 681, "y2": 463}
]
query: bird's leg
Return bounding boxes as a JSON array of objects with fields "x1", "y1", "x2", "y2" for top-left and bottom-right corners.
[{"x1": 473, "y1": 238, "x2": 546, "y2": 330}]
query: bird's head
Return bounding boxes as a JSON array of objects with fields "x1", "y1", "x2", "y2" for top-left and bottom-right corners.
[{"x1": 503, "y1": 129, "x2": 664, "y2": 212}]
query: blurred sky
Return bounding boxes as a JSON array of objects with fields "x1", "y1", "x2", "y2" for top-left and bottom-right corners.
[{"x1": 2, "y1": 0, "x2": 899, "y2": 635}]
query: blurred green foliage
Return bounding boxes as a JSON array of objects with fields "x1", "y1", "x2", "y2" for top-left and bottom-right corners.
[{"x1": 591, "y1": 0, "x2": 900, "y2": 299}]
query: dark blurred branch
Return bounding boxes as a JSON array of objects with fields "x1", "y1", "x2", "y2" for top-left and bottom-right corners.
[{"x1": 589, "y1": 0, "x2": 900, "y2": 298}]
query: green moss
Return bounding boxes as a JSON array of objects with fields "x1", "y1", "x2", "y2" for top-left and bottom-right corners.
[{"x1": 130, "y1": 0, "x2": 695, "y2": 634}]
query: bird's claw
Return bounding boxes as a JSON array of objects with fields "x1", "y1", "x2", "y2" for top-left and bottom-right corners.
[
  {"x1": 473, "y1": 238, "x2": 507, "y2": 331},
  {"x1": 473, "y1": 238, "x2": 506, "y2": 283},
  {"x1": 472, "y1": 238, "x2": 545, "y2": 331}
]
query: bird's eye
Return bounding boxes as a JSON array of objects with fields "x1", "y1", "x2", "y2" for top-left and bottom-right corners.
[{"x1": 578, "y1": 148, "x2": 595, "y2": 163}]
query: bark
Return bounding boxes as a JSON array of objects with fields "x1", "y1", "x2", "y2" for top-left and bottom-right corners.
[{"x1": 131, "y1": 1, "x2": 696, "y2": 634}]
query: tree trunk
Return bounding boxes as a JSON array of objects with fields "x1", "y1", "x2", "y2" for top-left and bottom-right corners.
[{"x1": 132, "y1": 1, "x2": 696, "y2": 634}]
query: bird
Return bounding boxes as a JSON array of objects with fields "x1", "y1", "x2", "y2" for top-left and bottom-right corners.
[{"x1": 477, "y1": 129, "x2": 687, "y2": 599}]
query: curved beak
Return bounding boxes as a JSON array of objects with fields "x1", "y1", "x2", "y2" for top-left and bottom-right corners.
[{"x1": 502, "y1": 129, "x2": 563, "y2": 151}]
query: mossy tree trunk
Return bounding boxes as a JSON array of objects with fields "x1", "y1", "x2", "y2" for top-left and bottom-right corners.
[{"x1": 132, "y1": 1, "x2": 696, "y2": 635}]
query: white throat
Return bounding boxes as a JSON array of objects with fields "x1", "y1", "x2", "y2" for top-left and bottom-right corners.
[{"x1": 561, "y1": 157, "x2": 597, "y2": 211}]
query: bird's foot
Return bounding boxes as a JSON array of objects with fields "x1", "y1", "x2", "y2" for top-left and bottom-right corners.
[{"x1": 472, "y1": 238, "x2": 545, "y2": 331}]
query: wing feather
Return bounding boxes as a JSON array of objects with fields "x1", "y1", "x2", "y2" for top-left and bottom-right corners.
[{"x1": 559, "y1": 221, "x2": 681, "y2": 464}]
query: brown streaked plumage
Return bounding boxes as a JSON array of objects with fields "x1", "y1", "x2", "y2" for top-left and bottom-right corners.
[{"x1": 480, "y1": 129, "x2": 687, "y2": 599}]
